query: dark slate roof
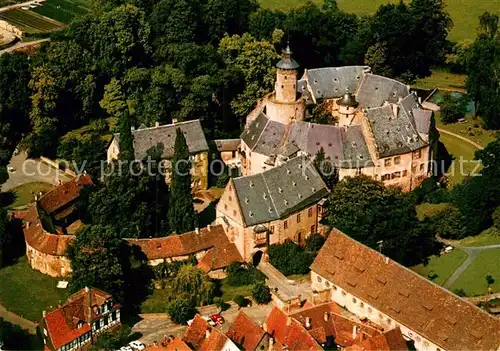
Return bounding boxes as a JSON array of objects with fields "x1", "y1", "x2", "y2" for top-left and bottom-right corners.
[
  {"x1": 341, "y1": 126, "x2": 374, "y2": 168},
  {"x1": 365, "y1": 104, "x2": 426, "y2": 158},
  {"x1": 357, "y1": 74, "x2": 410, "y2": 108},
  {"x1": 304, "y1": 66, "x2": 369, "y2": 101},
  {"x1": 115, "y1": 120, "x2": 209, "y2": 160},
  {"x1": 241, "y1": 112, "x2": 269, "y2": 150},
  {"x1": 241, "y1": 112, "x2": 286, "y2": 156},
  {"x1": 214, "y1": 139, "x2": 240, "y2": 152},
  {"x1": 276, "y1": 45, "x2": 300, "y2": 70},
  {"x1": 413, "y1": 108, "x2": 433, "y2": 135},
  {"x1": 276, "y1": 142, "x2": 300, "y2": 158},
  {"x1": 337, "y1": 91, "x2": 358, "y2": 107},
  {"x1": 232, "y1": 156, "x2": 329, "y2": 226}
]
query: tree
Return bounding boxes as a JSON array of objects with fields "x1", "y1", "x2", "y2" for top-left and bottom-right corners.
[
  {"x1": 0, "y1": 207, "x2": 10, "y2": 268},
  {"x1": 149, "y1": 0, "x2": 198, "y2": 43},
  {"x1": 493, "y1": 207, "x2": 500, "y2": 229},
  {"x1": 440, "y1": 92, "x2": 468, "y2": 124},
  {"x1": 313, "y1": 148, "x2": 338, "y2": 190},
  {"x1": 167, "y1": 297, "x2": 197, "y2": 324},
  {"x1": 100, "y1": 78, "x2": 127, "y2": 118},
  {"x1": 252, "y1": 282, "x2": 271, "y2": 304},
  {"x1": 486, "y1": 274, "x2": 495, "y2": 286},
  {"x1": 305, "y1": 233, "x2": 325, "y2": 252},
  {"x1": 268, "y1": 240, "x2": 314, "y2": 276},
  {"x1": 0, "y1": 318, "x2": 39, "y2": 350},
  {"x1": 478, "y1": 11, "x2": 499, "y2": 39},
  {"x1": 168, "y1": 128, "x2": 198, "y2": 233},
  {"x1": 248, "y1": 8, "x2": 286, "y2": 41},
  {"x1": 326, "y1": 175, "x2": 440, "y2": 266},
  {"x1": 118, "y1": 109, "x2": 135, "y2": 161},
  {"x1": 67, "y1": 225, "x2": 126, "y2": 301},
  {"x1": 234, "y1": 295, "x2": 249, "y2": 308},
  {"x1": 171, "y1": 265, "x2": 215, "y2": 306},
  {"x1": 364, "y1": 42, "x2": 393, "y2": 77}
]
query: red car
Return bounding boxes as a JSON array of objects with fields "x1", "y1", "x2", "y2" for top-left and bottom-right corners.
[{"x1": 210, "y1": 313, "x2": 225, "y2": 325}]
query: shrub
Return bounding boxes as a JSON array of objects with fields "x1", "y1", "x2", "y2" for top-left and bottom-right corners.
[
  {"x1": 225, "y1": 262, "x2": 266, "y2": 287},
  {"x1": 213, "y1": 297, "x2": 231, "y2": 312},
  {"x1": 252, "y1": 282, "x2": 272, "y2": 304},
  {"x1": 234, "y1": 295, "x2": 249, "y2": 308},
  {"x1": 268, "y1": 240, "x2": 314, "y2": 276},
  {"x1": 426, "y1": 205, "x2": 465, "y2": 239},
  {"x1": 305, "y1": 233, "x2": 325, "y2": 252},
  {"x1": 167, "y1": 297, "x2": 197, "y2": 325},
  {"x1": 454, "y1": 288, "x2": 467, "y2": 297},
  {"x1": 413, "y1": 177, "x2": 448, "y2": 204},
  {"x1": 440, "y1": 93, "x2": 468, "y2": 124}
]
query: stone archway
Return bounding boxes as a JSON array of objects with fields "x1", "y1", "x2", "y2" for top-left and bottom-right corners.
[
  {"x1": 295, "y1": 229, "x2": 305, "y2": 246},
  {"x1": 252, "y1": 250, "x2": 264, "y2": 266}
]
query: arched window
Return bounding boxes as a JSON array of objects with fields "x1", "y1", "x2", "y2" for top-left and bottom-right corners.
[
  {"x1": 317, "y1": 276, "x2": 322, "y2": 283},
  {"x1": 352, "y1": 298, "x2": 357, "y2": 303}
]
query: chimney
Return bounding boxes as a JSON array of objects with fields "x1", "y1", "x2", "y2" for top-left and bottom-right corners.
[
  {"x1": 305, "y1": 317, "x2": 311, "y2": 329},
  {"x1": 392, "y1": 103, "x2": 399, "y2": 117},
  {"x1": 269, "y1": 337, "x2": 274, "y2": 351},
  {"x1": 39, "y1": 191, "x2": 43, "y2": 197},
  {"x1": 26, "y1": 221, "x2": 30, "y2": 229},
  {"x1": 172, "y1": 118, "x2": 178, "y2": 125},
  {"x1": 42, "y1": 310, "x2": 46, "y2": 317},
  {"x1": 195, "y1": 227, "x2": 200, "y2": 234},
  {"x1": 385, "y1": 256, "x2": 389, "y2": 264},
  {"x1": 324, "y1": 312, "x2": 329, "y2": 322},
  {"x1": 352, "y1": 326, "x2": 358, "y2": 339},
  {"x1": 34, "y1": 195, "x2": 38, "y2": 201},
  {"x1": 205, "y1": 329, "x2": 210, "y2": 339},
  {"x1": 155, "y1": 121, "x2": 160, "y2": 128},
  {"x1": 207, "y1": 224, "x2": 211, "y2": 231},
  {"x1": 85, "y1": 286, "x2": 89, "y2": 293},
  {"x1": 286, "y1": 316, "x2": 292, "y2": 326}
]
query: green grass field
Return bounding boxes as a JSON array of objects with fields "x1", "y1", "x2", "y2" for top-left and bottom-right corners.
[
  {"x1": 8, "y1": 182, "x2": 54, "y2": 209},
  {"x1": 413, "y1": 70, "x2": 467, "y2": 91},
  {"x1": 450, "y1": 248, "x2": 500, "y2": 296},
  {"x1": 259, "y1": 0, "x2": 500, "y2": 42},
  {"x1": 32, "y1": 0, "x2": 90, "y2": 24},
  {"x1": 0, "y1": 258, "x2": 69, "y2": 322},
  {"x1": 411, "y1": 248, "x2": 468, "y2": 286},
  {"x1": 0, "y1": 9, "x2": 64, "y2": 34},
  {"x1": 458, "y1": 227, "x2": 500, "y2": 247},
  {"x1": 439, "y1": 132, "x2": 479, "y2": 186}
]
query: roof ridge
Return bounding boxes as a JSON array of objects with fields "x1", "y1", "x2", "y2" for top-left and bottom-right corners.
[
  {"x1": 133, "y1": 119, "x2": 200, "y2": 134},
  {"x1": 261, "y1": 171, "x2": 279, "y2": 217},
  {"x1": 251, "y1": 115, "x2": 271, "y2": 152}
]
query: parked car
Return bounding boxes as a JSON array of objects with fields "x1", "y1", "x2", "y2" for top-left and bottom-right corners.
[
  {"x1": 210, "y1": 313, "x2": 224, "y2": 325},
  {"x1": 129, "y1": 340, "x2": 146, "y2": 351},
  {"x1": 119, "y1": 347, "x2": 133, "y2": 351}
]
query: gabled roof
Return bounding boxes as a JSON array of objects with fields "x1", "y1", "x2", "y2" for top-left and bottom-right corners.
[
  {"x1": 265, "y1": 306, "x2": 322, "y2": 351},
  {"x1": 39, "y1": 175, "x2": 93, "y2": 215},
  {"x1": 214, "y1": 139, "x2": 241, "y2": 152},
  {"x1": 241, "y1": 112, "x2": 286, "y2": 156},
  {"x1": 356, "y1": 74, "x2": 410, "y2": 108},
  {"x1": 42, "y1": 288, "x2": 118, "y2": 350},
  {"x1": 183, "y1": 314, "x2": 211, "y2": 350},
  {"x1": 197, "y1": 241, "x2": 243, "y2": 272},
  {"x1": 200, "y1": 329, "x2": 233, "y2": 351},
  {"x1": 146, "y1": 337, "x2": 191, "y2": 351},
  {"x1": 114, "y1": 120, "x2": 209, "y2": 160},
  {"x1": 345, "y1": 327, "x2": 409, "y2": 351},
  {"x1": 232, "y1": 156, "x2": 329, "y2": 226},
  {"x1": 310, "y1": 229, "x2": 500, "y2": 351},
  {"x1": 226, "y1": 311, "x2": 266, "y2": 350}
]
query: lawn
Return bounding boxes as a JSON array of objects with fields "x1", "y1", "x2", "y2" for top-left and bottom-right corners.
[
  {"x1": 458, "y1": 227, "x2": 500, "y2": 247},
  {"x1": 0, "y1": 258, "x2": 69, "y2": 322},
  {"x1": 0, "y1": 9, "x2": 64, "y2": 34},
  {"x1": 413, "y1": 70, "x2": 467, "y2": 91},
  {"x1": 450, "y1": 248, "x2": 500, "y2": 296},
  {"x1": 8, "y1": 181, "x2": 54, "y2": 209},
  {"x1": 439, "y1": 131, "x2": 480, "y2": 186},
  {"x1": 416, "y1": 202, "x2": 451, "y2": 221},
  {"x1": 220, "y1": 282, "x2": 254, "y2": 302},
  {"x1": 140, "y1": 289, "x2": 171, "y2": 314},
  {"x1": 32, "y1": 0, "x2": 90, "y2": 24},
  {"x1": 435, "y1": 112, "x2": 497, "y2": 148},
  {"x1": 411, "y1": 248, "x2": 468, "y2": 286},
  {"x1": 258, "y1": 0, "x2": 500, "y2": 42}
]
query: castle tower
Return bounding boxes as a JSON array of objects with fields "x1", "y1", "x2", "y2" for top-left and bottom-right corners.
[
  {"x1": 336, "y1": 88, "x2": 359, "y2": 127},
  {"x1": 275, "y1": 44, "x2": 300, "y2": 103},
  {"x1": 266, "y1": 44, "x2": 306, "y2": 124}
]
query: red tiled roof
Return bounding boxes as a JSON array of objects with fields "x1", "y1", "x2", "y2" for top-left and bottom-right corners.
[
  {"x1": 265, "y1": 307, "x2": 322, "y2": 351},
  {"x1": 199, "y1": 329, "x2": 229, "y2": 351},
  {"x1": 39, "y1": 175, "x2": 93, "y2": 215},
  {"x1": 346, "y1": 327, "x2": 408, "y2": 351},
  {"x1": 127, "y1": 225, "x2": 235, "y2": 262},
  {"x1": 183, "y1": 314, "x2": 211, "y2": 349},
  {"x1": 43, "y1": 287, "x2": 118, "y2": 350},
  {"x1": 226, "y1": 311, "x2": 266, "y2": 350},
  {"x1": 311, "y1": 229, "x2": 500, "y2": 351},
  {"x1": 23, "y1": 204, "x2": 75, "y2": 256},
  {"x1": 146, "y1": 337, "x2": 191, "y2": 351},
  {"x1": 197, "y1": 242, "x2": 243, "y2": 272}
]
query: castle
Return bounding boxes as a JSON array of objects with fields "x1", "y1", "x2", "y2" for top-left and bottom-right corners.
[{"x1": 227, "y1": 45, "x2": 436, "y2": 191}]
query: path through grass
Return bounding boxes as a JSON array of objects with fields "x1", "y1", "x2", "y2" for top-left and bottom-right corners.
[
  {"x1": 411, "y1": 249, "x2": 468, "y2": 286},
  {"x1": 458, "y1": 227, "x2": 500, "y2": 248}
]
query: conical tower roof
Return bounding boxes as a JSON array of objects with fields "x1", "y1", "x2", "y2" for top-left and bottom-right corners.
[
  {"x1": 276, "y1": 43, "x2": 300, "y2": 70},
  {"x1": 336, "y1": 88, "x2": 358, "y2": 107}
]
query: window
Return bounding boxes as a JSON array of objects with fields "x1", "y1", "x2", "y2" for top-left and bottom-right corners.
[
  {"x1": 360, "y1": 302, "x2": 364, "y2": 308},
  {"x1": 233, "y1": 210, "x2": 237, "y2": 217},
  {"x1": 412, "y1": 165, "x2": 417, "y2": 173},
  {"x1": 352, "y1": 298, "x2": 357, "y2": 303},
  {"x1": 394, "y1": 156, "x2": 401, "y2": 164},
  {"x1": 297, "y1": 214, "x2": 301, "y2": 223},
  {"x1": 414, "y1": 150, "x2": 421, "y2": 159},
  {"x1": 284, "y1": 220, "x2": 288, "y2": 229},
  {"x1": 229, "y1": 195, "x2": 232, "y2": 202},
  {"x1": 381, "y1": 174, "x2": 391, "y2": 181},
  {"x1": 420, "y1": 164, "x2": 424, "y2": 171},
  {"x1": 270, "y1": 225, "x2": 274, "y2": 233},
  {"x1": 391, "y1": 171, "x2": 401, "y2": 179},
  {"x1": 368, "y1": 307, "x2": 372, "y2": 313},
  {"x1": 104, "y1": 316, "x2": 109, "y2": 326},
  {"x1": 112, "y1": 311, "x2": 117, "y2": 321},
  {"x1": 224, "y1": 204, "x2": 228, "y2": 211},
  {"x1": 325, "y1": 281, "x2": 330, "y2": 288},
  {"x1": 342, "y1": 291, "x2": 347, "y2": 296},
  {"x1": 310, "y1": 225, "x2": 315, "y2": 234},
  {"x1": 308, "y1": 208, "x2": 313, "y2": 217},
  {"x1": 424, "y1": 341, "x2": 429, "y2": 347},
  {"x1": 332, "y1": 285, "x2": 337, "y2": 290},
  {"x1": 317, "y1": 276, "x2": 322, "y2": 283},
  {"x1": 402, "y1": 170, "x2": 408, "y2": 177},
  {"x1": 384, "y1": 159, "x2": 392, "y2": 167},
  {"x1": 356, "y1": 168, "x2": 362, "y2": 176}
]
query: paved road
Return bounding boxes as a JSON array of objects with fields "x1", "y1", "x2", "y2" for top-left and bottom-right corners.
[
  {"x1": 0, "y1": 304, "x2": 37, "y2": 334},
  {"x1": 0, "y1": 0, "x2": 46, "y2": 13},
  {"x1": 1, "y1": 151, "x2": 68, "y2": 192},
  {"x1": 133, "y1": 301, "x2": 272, "y2": 346},
  {"x1": 436, "y1": 128, "x2": 484, "y2": 150},
  {"x1": 258, "y1": 261, "x2": 311, "y2": 302},
  {"x1": 440, "y1": 237, "x2": 500, "y2": 288},
  {"x1": 0, "y1": 38, "x2": 50, "y2": 56}
]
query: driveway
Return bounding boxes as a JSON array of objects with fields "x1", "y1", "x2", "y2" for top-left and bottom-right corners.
[
  {"x1": 133, "y1": 301, "x2": 273, "y2": 346},
  {"x1": 258, "y1": 261, "x2": 311, "y2": 302},
  {"x1": 1, "y1": 151, "x2": 68, "y2": 192}
]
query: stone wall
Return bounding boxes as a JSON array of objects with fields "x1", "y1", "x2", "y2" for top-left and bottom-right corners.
[
  {"x1": 26, "y1": 241, "x2": 72, "y2": 277},
  {"x1": 0, "y1": 20, "x2": 23, "y2": 38}
]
